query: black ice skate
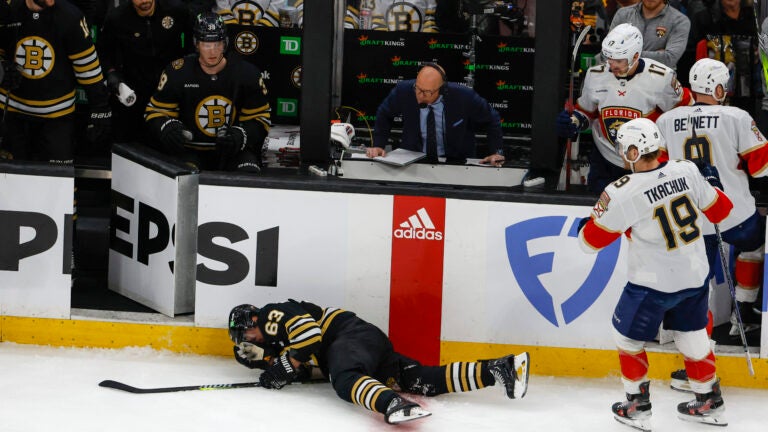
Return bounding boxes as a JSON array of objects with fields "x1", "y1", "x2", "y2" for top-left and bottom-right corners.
[
  {"x1": 676, "y1": 379, "x2": 727, "y2": 426},
  {"x1": 670, "y1": 369, "x2": 692, "y2": 393},
  {"x1": 384, "y1": 396, "x2": 431, "y2": 424},
  {"x1": 729, "y1": 301, "x2": 761, "y2": 337},
  {"x1": 487, "y1": 352, "x2": 530, "y2": 399},
  {"x1": 612, "y1": 381, "x2": 652, "y2": 432}
]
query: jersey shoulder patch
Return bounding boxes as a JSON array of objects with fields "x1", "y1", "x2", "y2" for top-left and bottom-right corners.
[
  {"x1": 171, "y1": 58, "x2": 185, "y2": 70},
  {"x1": 593, "y1": 191, "x2": 612, "y2": 218}
]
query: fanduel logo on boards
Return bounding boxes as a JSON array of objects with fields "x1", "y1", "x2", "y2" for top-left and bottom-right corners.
[{"x1": 505, "y1": 215, "x2": 622, "y2": 327}]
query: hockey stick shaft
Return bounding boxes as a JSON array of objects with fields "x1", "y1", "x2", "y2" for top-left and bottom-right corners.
[
  {"x1": 99, "y1": 379, "x2": 262, "y2": 394},
  {"x1": 569, "y1": 25, "x2": 592, "y2": 111},
  {"x1": 713, "y1": 224, "x2": 755, "y2": 376},
  {"x1": 560, "y1": 25, "x2": 591, "y2": 191},
  {"x1": 753, "y1": 4, "x2": 768, "y2": 82}
]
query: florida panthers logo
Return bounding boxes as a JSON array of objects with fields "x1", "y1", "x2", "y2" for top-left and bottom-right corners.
[
  {"x1": 15, "y1": 36, "x2": 54, "y2": 79},
  {"x1": 195, "y1": 96, "x2": 234, "y2": 136},
  {"x1": 231, "y1": 0, "x2": 267, "y2": 26},
  {"x1": 600, "y1": 106, "x2": 641, "y2": 148},
  {"x1": 385, "y1": 2, "x2": 424, "y2": 32}
]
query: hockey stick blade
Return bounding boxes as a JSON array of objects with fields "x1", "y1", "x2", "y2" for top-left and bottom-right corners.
[
  {"x1": 99, "y1": 379, "x2": 262, "y2": 394},
  {"x1": 572, "y1": 25, "x2": 592, "y2": 68}
]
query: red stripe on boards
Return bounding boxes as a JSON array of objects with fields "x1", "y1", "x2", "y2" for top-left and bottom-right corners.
[{"x1": 388, "y1": 195, "x2": 446, "y2": 365}]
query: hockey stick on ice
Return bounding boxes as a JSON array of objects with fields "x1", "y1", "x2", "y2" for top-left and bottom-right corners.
[
  {"x1": 99, "y1": 379, "x2": 262, "y2": 394},
  {"x1": 713, "y1": 224, "x2": 755, "y2": 376},
  {"x1": 558, "y1": 24, "x2": 591, "y2": 191}
]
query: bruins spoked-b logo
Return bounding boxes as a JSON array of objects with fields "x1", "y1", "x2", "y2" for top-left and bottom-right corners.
[
  {"x1": 231, "y1": 0, "x2": 266, "y2": 25},
  {"x1": 15, "y1": 36, "x2": 55, "y2": 79},
  {"x1": 195, "y1": 96, "x2": 234, "y2": 136},
  {"x1": 290, "y1": 66, "x2": 301, "y2": 88},
  {"x1": 386, "y1": 2, "x2": 424, "y2": 32},
  {"x1": 161, "y1": 16, "x2": 175, "y2": 29},
  {"x1": 234, "y1": 31, "x2": 259, "y2": 55}
]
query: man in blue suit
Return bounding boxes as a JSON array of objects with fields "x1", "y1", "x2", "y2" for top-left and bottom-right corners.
[{"x1": 365, "y1": 63, "x2": 506, "y2": 166}]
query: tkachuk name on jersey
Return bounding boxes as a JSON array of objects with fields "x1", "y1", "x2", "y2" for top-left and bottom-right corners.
[
  {"x1": 672, "y1": 115, "x2": 719, "y2": 132},
  {"x1": 643, "y1": 177, "x2": 690, "y2": 204}
]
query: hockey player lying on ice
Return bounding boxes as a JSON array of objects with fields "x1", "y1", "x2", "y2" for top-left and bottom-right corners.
[{"x1": 227, "y1": 299, "x2": 530, "y2": 424}]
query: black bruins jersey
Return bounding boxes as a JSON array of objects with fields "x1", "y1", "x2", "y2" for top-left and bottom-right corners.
[
  {"x1": 99, "y1": 0, "x2": 192, "y2": 102},
  {"x1": 0, "y1": 0, "x2": 108, "y2": 118},
  {"x1": 145, "y1": 53, "x2": 271, "y2": 150},
  {"x1": 254, "y1": 300, "x2": 356, "y2": 369}
]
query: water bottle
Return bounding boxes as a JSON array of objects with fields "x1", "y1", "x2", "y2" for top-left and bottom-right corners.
[{"x1": 359, "y1": 0, "x2": 372, "y2": 30}]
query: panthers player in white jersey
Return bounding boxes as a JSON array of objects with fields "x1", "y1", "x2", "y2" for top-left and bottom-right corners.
[
  {"x1": 557, "y1": 23, "x2": 692, "y2": 192},
  {"x1": 578, "y1": 118, "x2": 733, "y2": 430},
  {"x1": 657, "y1": 57, "x2": 767, "y2": 344}
]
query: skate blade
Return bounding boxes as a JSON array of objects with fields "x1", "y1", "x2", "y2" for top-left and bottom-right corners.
[
  {"x1": 613, "y1": 414, "x2": 651, "y2": 431},
  {"x1": 669, "y1": 379, "x2": 692, "y2": 393},
  {"x1": 729, "y1": 323, "x2": 760, "y2": 336},
  {"x1": 676, "y1": 412, "x2": 728, "y2": 427},
  {"x1": 513, "y1": 352, "x2": 530, "y2": 399},
  {"x1": 387, "y1": 407, "x2": 432, "y2": 424}
]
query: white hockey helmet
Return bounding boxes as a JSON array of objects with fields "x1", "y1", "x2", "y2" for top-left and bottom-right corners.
[
  {"x1": 602, "y1": 23, "x2": 643, "y2": 67},
  {"x1": 689, "y1": 58, "x2": 730, "y2": 102},
  {"x1": 616, "y1": 118, "x2": 662, "y2": 163},
  {"x1": 330, "y1": 122, "x2": 355, "y2": 149}
]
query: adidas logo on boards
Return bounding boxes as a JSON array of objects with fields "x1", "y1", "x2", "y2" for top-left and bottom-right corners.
[{"x1": 393, "y1": 208, "x2": 444, "y2": 240}]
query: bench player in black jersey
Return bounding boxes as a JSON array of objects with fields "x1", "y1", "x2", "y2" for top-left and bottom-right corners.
[
  {"x1": 0, "y1": 0, "x2": 111, "y2": 164},
  {"x1": 145, "y1": 12, "x2": 269, "y2": 172}
]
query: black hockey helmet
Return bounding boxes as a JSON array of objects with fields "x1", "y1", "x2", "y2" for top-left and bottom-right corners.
[
  {"x1": 193, "y1": 12, "x2": 228, "y2": 47},
  {"x1": 228, "y1": 304, "x2": 260, "y2": 344}
]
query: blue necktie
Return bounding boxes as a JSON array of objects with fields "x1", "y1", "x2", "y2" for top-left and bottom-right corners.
[{"x1": 426, "y1": 106, "x2": 438, "y2": 163}]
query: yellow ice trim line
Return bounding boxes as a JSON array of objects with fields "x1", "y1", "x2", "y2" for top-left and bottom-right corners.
[
  {"x1": 442, "y1": 341, "x2": 768, "y2": 390},
  {"x1": 1, "y1": 317, "x2": 766, "y2": 389},
  {"x1": 0, "y1": 316, "x2": 232, "y2": 356}
]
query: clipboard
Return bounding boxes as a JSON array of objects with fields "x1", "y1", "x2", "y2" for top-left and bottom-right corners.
[{"x1": 370, "y1": 148, "x2": 426, "y2": 167}]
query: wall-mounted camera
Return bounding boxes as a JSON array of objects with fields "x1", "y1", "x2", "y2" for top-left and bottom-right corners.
[{"x1": 462, "y1": 0, "x2": 526, "y2": 24}]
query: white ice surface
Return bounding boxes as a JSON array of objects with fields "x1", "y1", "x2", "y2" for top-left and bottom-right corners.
[{"x1": 0, "y1": 342, "x2": 766, "y2": 432}]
